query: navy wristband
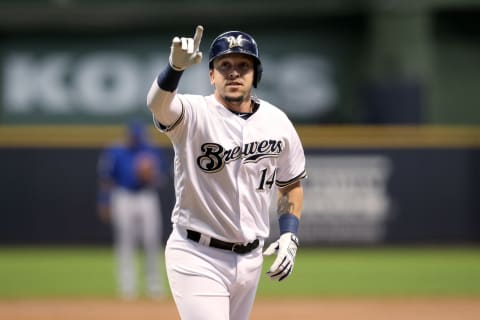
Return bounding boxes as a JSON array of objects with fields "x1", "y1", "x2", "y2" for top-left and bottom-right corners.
[
  {"x1": 157, "y1": 64, "x2": 184, "y2": 92},
  {"x1": 279, "y1": 213, "x2": 299, "y2": 235}
]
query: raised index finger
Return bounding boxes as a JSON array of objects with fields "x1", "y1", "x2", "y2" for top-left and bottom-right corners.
[{"x1": 193, "y1": 25, "x2": 204, "y2": 51}]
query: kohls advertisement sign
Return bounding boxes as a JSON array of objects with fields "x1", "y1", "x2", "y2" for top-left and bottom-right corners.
[{"x1": 1, "y1": 46, "x2": 337, "y2": 124}]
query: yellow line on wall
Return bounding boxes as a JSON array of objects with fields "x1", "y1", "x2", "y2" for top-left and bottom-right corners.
[
  {"x1": 298, "y1": 125, "x2": 480, "y2": 148},
  {"x1": 0, "y1": 125, "x2": 172, "y2": 148},
  {"x1": 0, "y1": 125, "x2": 479, "y2": 148}
]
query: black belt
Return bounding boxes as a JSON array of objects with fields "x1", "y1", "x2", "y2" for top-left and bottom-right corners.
[{"x1": 186, "y1": 229, "x2": 259, "y2": 254}]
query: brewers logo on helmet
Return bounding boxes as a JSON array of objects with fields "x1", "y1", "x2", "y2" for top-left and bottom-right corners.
[{"x1": 208, "y1": 31, "x2": 263, "y2": 88}]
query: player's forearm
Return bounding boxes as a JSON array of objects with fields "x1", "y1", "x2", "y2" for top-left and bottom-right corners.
[
  {"x1": 277, "y1": 181, "x2": 303, "y2": 234},
  {"x1": 146, "y1": 65, "x2": 184, "y2": 126},
  {"x1": 277, "y1": 181, "x2": 303, "y2": 219}
]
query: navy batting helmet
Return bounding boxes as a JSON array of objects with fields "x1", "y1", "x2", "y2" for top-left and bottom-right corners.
[{"x1": 208, "y1": 31, "x2": 263, "y2": 88}]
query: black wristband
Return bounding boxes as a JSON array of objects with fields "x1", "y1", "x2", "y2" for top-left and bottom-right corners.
[{"x1": 157, "y1": 64, "x2": 184, "y2": 92}]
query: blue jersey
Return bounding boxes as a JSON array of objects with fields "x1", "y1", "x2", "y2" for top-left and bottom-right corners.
[{"x1": 98, "y1": 143, "x2": 166, "y2": 192}]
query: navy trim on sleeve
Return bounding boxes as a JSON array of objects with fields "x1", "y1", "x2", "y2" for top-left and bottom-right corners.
[
  {"x1": 276, "y1": 169, "x2": 307, "y2": 188},
  {"x1": 152, "y1": 98, "x2": 185, "y2": 133}
]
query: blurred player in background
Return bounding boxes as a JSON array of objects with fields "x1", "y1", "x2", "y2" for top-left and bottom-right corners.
[
  {"x1": 146, "y1": 25, "x2": 306, "y2": 319},
  {"x1": 97, "y1": 120, "x2": 168, "y2": 299}
]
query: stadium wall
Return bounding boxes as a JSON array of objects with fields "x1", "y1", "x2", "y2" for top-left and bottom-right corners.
[{"x1": 1, "y1": 125, "x2": 479, "y2": 245}]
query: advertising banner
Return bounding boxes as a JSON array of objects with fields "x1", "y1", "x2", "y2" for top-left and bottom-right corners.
[{"x1": 0, "y1": 29, "x2": 359, "y2": 124}]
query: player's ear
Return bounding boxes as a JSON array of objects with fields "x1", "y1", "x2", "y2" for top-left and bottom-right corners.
[{"x1": 209, "y1": 69, "x2": 215, "y2": 86}]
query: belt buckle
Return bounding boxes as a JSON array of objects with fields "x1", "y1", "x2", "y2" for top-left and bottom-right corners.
[
  {"x1": 233, "y1": 243, "x2": 251, "y2": 254},
  {"x1": 232, "y1": 242, "x2": 253, "y2": 254},
  {"x1": 232, "y1": 240, "x2": 259, "y2": 254},
  {"x1": 231, "y1": 243, "x2": 242, "y2": 253}
]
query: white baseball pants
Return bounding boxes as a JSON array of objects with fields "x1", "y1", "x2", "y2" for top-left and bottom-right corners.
[
  {"x1": 165, "y1": 225, "x2": 263, "y2": 320},
  {"x1": 111, "y1": 187, "x2": 163, "y2": 298}
]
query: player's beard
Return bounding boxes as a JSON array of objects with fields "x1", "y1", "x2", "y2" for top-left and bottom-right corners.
[
  {"x1": 222, "y1": 87, "x2": 252, "y2": 104},
  {"x1": 223, "y1": 94, "x2": 245, "y2": 103}
]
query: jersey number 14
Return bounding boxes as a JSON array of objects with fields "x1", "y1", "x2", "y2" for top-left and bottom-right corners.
[{"x1": 257, "y1": 168, "x2": 277, "y2": 191}]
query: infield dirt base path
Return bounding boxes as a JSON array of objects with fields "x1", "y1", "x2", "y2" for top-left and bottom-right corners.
[{"x1": 1, "y1": 297, "x2": 480, "y2": 320}]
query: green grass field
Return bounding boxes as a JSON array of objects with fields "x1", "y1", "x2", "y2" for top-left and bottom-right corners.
[{"x1": 0, "y1": 246, "x2": 479, "y2": 299}]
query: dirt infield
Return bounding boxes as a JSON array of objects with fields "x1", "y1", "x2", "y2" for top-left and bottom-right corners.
[{"x1": 1, "y1": 297, "x2": 480, "y2": 320}]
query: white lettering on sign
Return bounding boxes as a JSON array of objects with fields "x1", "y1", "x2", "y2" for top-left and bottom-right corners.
[
  {"x1": 4, "y1": 53, "x2": 71, "y2": 113},
  {"x1": 260, "y1": 54, "x2": 337, "y2": 118},
  {"x1": 269, "y1": 155, "x2": 392, "y2": 244},
  {"x1": 3, "y1": 52, "x2": 166, "y2": 115},
  {"x1": 304, "y1": 156, "x2": 391, "y2": 217},
  {"x1": 2, "y1": 51, "x2": 337, "y2": 119},
  {"x1": 74, "y1": 54, "x2": 140, "y2": 114}
]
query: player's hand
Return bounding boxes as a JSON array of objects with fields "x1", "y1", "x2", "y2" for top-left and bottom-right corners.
[
  {"x1": 97, "y1": 204, "x2": 111, "y2": 224},
  {"x1": 169, "y1": 25, "x2": 204, "y2": 71},
  {"x1": 263, "y1": 232, "x2": 299, "y2": 281}
]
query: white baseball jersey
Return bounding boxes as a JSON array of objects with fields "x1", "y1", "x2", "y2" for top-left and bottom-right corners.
[{"x1": 154, "y1": 94, "x2": 306, "y2": 243}]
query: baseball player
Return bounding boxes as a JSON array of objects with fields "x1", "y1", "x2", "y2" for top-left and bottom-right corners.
[
  {"x1": 97, "y1": 120, "x2": 168, "y2": 299},
  {"x1": 146, "y1": 25, "x2": 306, "y2": 319}
]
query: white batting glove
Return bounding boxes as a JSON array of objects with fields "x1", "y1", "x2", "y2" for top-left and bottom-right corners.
[
  {"x1": 169, "y1": 25, "x2": 204, "y2": 71},
  {"x1": 263, "y1": 232, "x2": 299, "y2": 281}
]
